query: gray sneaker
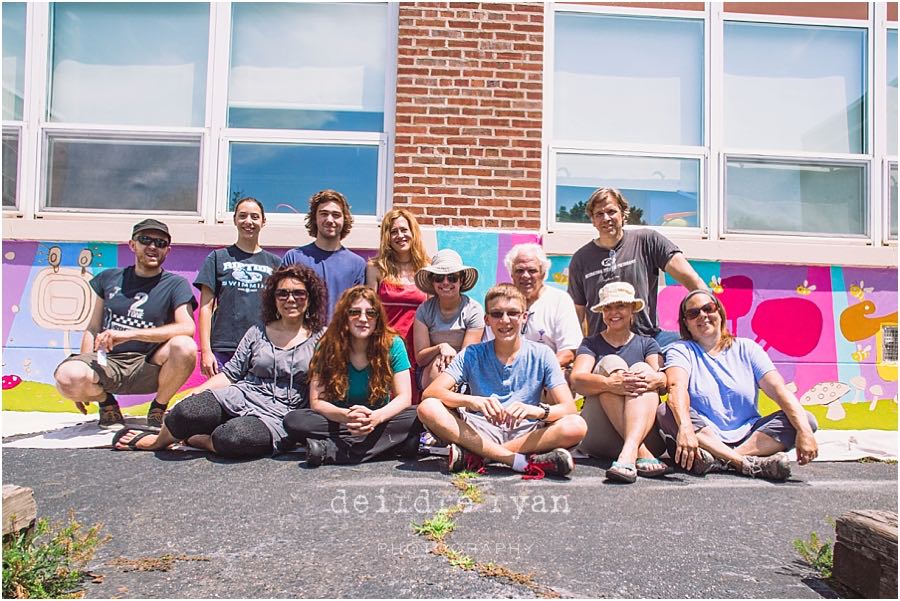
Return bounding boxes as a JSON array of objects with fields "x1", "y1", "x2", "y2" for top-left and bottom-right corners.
[
  {"x1": 741, "y1": 453, "x2": 791, "y2": 481},
  {"x1": 691, "y1": 448, "x2": 730, "y2": 475}
]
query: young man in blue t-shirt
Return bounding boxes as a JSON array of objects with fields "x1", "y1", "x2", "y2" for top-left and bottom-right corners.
[
  {"x1": 418, "y1": 284, "x2": 587, "y2": 479},
  {"x1": 280, "y1": 190, "x2": 366, "y2": 321}
]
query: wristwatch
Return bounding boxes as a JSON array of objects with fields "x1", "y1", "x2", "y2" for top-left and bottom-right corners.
[{"x1": 538, "y1": 403, "x2": 551, "y2": 422}]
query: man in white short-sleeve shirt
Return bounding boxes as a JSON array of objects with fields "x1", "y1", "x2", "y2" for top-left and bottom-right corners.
[{"x1": 485, "y1": 243, "x2": 582, "y2": 371}]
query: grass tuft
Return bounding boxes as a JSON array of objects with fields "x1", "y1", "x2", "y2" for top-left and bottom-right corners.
[
  {"x1": 793, "y1": 531, "x2": 833, "y2": 579},
  {"x1": 2, "y1": 510, "x2": 109, "y2": 599}
]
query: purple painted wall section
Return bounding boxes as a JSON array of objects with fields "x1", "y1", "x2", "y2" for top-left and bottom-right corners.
[{"x1": 3, "y1": 235, "x2": 898, "y2": 431}]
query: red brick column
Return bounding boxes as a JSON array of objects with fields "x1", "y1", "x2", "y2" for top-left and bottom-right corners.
[{"x1": 393, "y1": 2, "x2": 544, "y2": 230}]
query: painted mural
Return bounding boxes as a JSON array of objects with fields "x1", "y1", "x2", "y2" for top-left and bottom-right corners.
[{"x1": 2, "y1": 233, "x2": 897, "y2": 432}]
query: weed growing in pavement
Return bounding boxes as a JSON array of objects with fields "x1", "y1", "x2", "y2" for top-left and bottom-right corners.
[
  {"x1": 793, "y1": 531, "x2": 834, "y2": 579},
  {"x1": 451, "y1": 471, "x2": 485, "y2": 504},
  {"x1": 857, "y1": 456, "x2": 898, "y2": 464},
  {"x1": 2, "y1": 511, "x2": 109, "y2": 599},
  {"x1": 412, "y1": 507, "x2": 458, "y2": 541}
]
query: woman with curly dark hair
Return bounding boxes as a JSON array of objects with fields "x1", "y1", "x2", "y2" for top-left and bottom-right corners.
[
  {"x1": 113, "y1": 264, "x2": 327, "y2": 458},
  {"x1": 283, "y1": 285, "x2": 422, "y2": 467}
]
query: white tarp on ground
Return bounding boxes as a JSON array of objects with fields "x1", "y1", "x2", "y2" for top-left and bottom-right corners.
[{"x1": 2, "y1": 411, "x2": 896, "y2": 460}]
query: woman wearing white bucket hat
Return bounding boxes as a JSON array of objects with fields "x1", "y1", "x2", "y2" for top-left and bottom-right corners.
[
  {"x1": 412, "y1": 249, "x2": 485, "y2": 390},
  {"x1": 570, "y1": 281, "x2": 669, "y2": 484}
]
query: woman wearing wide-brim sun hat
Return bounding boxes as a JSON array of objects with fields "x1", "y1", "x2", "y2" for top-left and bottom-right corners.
[
  {"x1": 412, "y1": 249, "x2": 485, "y2": 391},
  {"x1": 570, "y1": 281, "x2": 670, "y2": 484}
]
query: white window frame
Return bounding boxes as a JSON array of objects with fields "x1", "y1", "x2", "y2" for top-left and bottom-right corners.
[
  {"x1": 544, "y1": 3, "x2": 710, "y2": 241},
  {"x1": 209, "y1": 1, "x2": 396, "y2": 226},
  {"x1": 2, "y1": 1, "x2": 30, "y2": 216},
  {"x1": 716, "y1": 9, "x2": 875, "y2": 245},
  {"x1": 879, "y1": 6, "x2": 898, "y2": 244},
  {"x1": 4, "y1": 1, "x2": 396, "y2": 244}
]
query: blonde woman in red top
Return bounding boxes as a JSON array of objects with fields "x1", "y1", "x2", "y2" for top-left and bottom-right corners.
[{"x1": 366, "y1": 208, "x2": 430, "y2": 402}]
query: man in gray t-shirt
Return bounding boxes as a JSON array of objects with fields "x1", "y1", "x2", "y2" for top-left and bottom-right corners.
[{"x1": 567, "y1": 188, "x2": 705, "y2": 346}]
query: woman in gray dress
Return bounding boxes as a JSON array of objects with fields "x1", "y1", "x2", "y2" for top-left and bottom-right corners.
[{"x1": 112, "y1": 264, "x2": 327, "y2": 458}]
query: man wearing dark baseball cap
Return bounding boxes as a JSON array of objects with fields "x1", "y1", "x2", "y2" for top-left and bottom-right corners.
[{"x1": 54, "y1": 218, "x2": 198, "y2": 431}]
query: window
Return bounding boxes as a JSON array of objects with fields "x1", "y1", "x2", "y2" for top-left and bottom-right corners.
[
  {"x1": 44, "y1": 3, "x2": 209, "y2": 214},
  {"x1": 725, "y1": 159, "x2": 867, "y2": 236},
  {"x1": 223, "y1": 2, "x2": 390, "y2": 217},
  {"x1": 551, "y1": 11, "x2": 704, "y2": 230},
  {"x1": 723, "y1": 21, "x2": 869, "y2": 237},
  {"x1": 887, "y1": 29, "x2": 897, "y2": 156},
  {"x1": 724, "y1": 22, "x2": 866, "y2": 154},
  {"x1": 49, "y1": 3, "x2": 209, "y2": 127},
  {"x1": 2, "y1": 2, "x2": 26, "y2": 210},
  {"x1": 2, "y1": 130, "x2": 18, "y2": 208},
  {"x1": 889, "y1": 163, "x2": 898, "y2": 241}
]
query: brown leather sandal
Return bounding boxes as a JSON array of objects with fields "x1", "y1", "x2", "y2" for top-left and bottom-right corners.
[
  {"x1": 146, "y1": 400, "x2": 168, "y2": 430},
  {"x1": 98, "y1": 395, "x2": 125, "y2": 430}
]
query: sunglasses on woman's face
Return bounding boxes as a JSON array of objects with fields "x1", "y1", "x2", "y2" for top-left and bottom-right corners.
[
  {"x1": 684, "y1": 302, "x2": 718, "y2": 321},
  {"x1": 348, "y1": 308, "x2": 379, "y2": 319},
  {"x1": 431, "y1": 273, "x2": 460, "y2": 284},
  {"x1": 275, "y1": 288, "x2": 308, "y2": 301}
]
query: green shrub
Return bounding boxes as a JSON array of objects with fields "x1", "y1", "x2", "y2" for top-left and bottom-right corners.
[
  {"x1": 793, "y1": 531, "x2": 833, "y2": 579},
  {"x1": 3, "y1": 511, "x2": 108, "y2": 599}
]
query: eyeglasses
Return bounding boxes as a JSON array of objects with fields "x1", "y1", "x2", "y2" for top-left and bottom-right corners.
[
  {"x1": 348, "y1": 308, "x2": 379, "y2": 319},
  {"x1": 488, "y1": 310, "x2": 524, "y2": 320},
  {"x1": 684, "y1": 302, "x2": 718, "y2": 321},
  {"x1": 275, "y1": 289, "x2": 308, "y2": 301},
  {"x1": 134, "y1": 235, "x2": 170, "y2": 249},
  {"x1": 431, "y1": 273, "x2": 460, "y2": 284}
]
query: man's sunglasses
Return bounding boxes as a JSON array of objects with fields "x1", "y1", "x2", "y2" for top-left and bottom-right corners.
[
  {"x1": 134, "y1": 235, "x2": 170, "y2": 249},
  {"x1": 684, "y1": 302, "x2": 718, "y2": 321},
  {"x1": 431, "y1": 273, "x2": 460, "y2": 284},
  {"x1": 275, "y1": 289, "x2": 308, "y2": 301}
]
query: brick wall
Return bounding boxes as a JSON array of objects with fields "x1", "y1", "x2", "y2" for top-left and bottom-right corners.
[{"x1": 393, "y1": 2, "x2": 544, "y2": 230}]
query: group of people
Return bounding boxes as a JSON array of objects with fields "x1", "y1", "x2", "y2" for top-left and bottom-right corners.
[{"x1": 53, "y1": 187, "x2": 819, "y2": 482}]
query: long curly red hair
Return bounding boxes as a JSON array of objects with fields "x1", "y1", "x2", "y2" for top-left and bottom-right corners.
[{"x1": 309, "y1": 286, "x2": 398, "y2": 405}]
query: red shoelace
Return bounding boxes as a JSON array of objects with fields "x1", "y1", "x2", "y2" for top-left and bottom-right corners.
[
  {"x1": 522, "y1": 460, "x2": 550, "y2": 480},
  {"x1": 466, "y1": 454, "x2": 486, "y2": 475}
]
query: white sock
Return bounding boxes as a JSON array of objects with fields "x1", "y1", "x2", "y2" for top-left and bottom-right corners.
[{"x1": 512, "y1": 453, "x2": 529, "y2": 472}]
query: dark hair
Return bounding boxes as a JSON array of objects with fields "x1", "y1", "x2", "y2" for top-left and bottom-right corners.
[
  {"x1": 305, "y1": 189, "x2": 353, "y2": 240},
  {"x1": 233, "y1": 197, "x2": 266, "y2": 220},
  {"x1": 259, "y1": 264, "x2": 326, "y2": 332},
  {"x1": 678, "y1": 289, "x2": 734, "y2": 350},
  {"x1": 585, "y1": 187, "x2": 630, "y2": 221}
]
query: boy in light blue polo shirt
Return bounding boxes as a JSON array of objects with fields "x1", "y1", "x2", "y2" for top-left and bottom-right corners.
[{"x1": 417, "y1": 284, "x2": 587, "y2": 479}]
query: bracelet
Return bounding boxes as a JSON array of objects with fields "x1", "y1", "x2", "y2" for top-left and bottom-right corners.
[{"x1": 538, "y1": 403, "x2": 551, "y2": 421}]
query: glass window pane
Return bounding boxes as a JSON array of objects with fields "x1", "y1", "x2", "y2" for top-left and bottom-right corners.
[
  {"x1": 555, "y1": 153, "x2": 700, "y2": 227},
  {"x1": 888, "y1": 30, "x2": 897, "y2": 155},
  {"x1": 725, "y1": 159, "x2": 866, "y2": 236},
  {"x1": 50, "y1": 3, "x2": 209, "y2": 127},
  {"x1": 229, "y1": 142, "x2": 378, "y2": 215},
  {"x1": 554, "y1": 14, "x2": 703, "y2": 146},
  {"x1": 2, "y1": 2, "x2": 26, "y2": 121},
  {"x1": 45, "y1": 136, "x2": 200, "y2": 212},
  {"x1": 229, "y1": 3, "x2": 387, "y2": 131},
  {"x1": 724, "y1": 22, "x2": 866, "y2": 154},
  {"x1": 890, "y1": 163, "x2": 898, "y2": 240},
  {"x1": 2, "y1": 130, "x2": 18, "y2": 207}
]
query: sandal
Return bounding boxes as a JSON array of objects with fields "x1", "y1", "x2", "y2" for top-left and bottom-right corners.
[
  {"x1": 636, "y1": 457, "x2": 671, "y2": 478},
  {"x1": 111, "y1": 427, "x2": 157, "y2": 451},
  {"x1": 606, "y1": 461, "x2": 637, "y2": 484},
  {"x1": 146, "y1": 400, "x2": 168, "y2": 430},
  {"x1": 97, "y1": 395, "x2": 125, "y2": 430}
]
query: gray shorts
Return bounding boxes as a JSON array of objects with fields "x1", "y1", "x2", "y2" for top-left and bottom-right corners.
[
  {"x1": 58, "y1": 352, "x2": 161, "y2": 396},
  {"x1": 656, "y1": 403, "x2": 818, "y2": 450},
  {"x1": 458, "y1": 408, "x2": 546, "y2": 445}
]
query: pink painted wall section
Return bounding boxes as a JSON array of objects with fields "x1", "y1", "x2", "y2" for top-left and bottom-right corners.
[{"x1": 2, "y1": 235, "x2": 897, "y2": 431}]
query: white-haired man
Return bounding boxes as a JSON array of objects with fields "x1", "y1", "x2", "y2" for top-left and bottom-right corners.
[{"x1": 486, "y1": 243, "x2": 582, "y2": 371}]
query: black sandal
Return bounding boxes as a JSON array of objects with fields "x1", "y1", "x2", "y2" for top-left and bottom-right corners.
[{"x1": 146, "y1": 400, "x2": 168, "y2": 430}]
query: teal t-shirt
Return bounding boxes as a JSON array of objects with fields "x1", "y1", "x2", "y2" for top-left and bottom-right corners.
[{"x1": 340, "y1": 336, "x2": 410, "y2": 409}]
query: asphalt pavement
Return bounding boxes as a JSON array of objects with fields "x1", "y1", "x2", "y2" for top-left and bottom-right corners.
[{"x1": 2, "y1": 448, "x2": 897, "y2": 598}]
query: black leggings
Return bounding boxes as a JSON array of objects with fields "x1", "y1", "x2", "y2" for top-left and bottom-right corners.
[
  {"x1": 164, "y1": 390, "x2": 272, "y2": 459},
  {"x1": 283, "y1": 406, "x2": 422, "y2": 465}
]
